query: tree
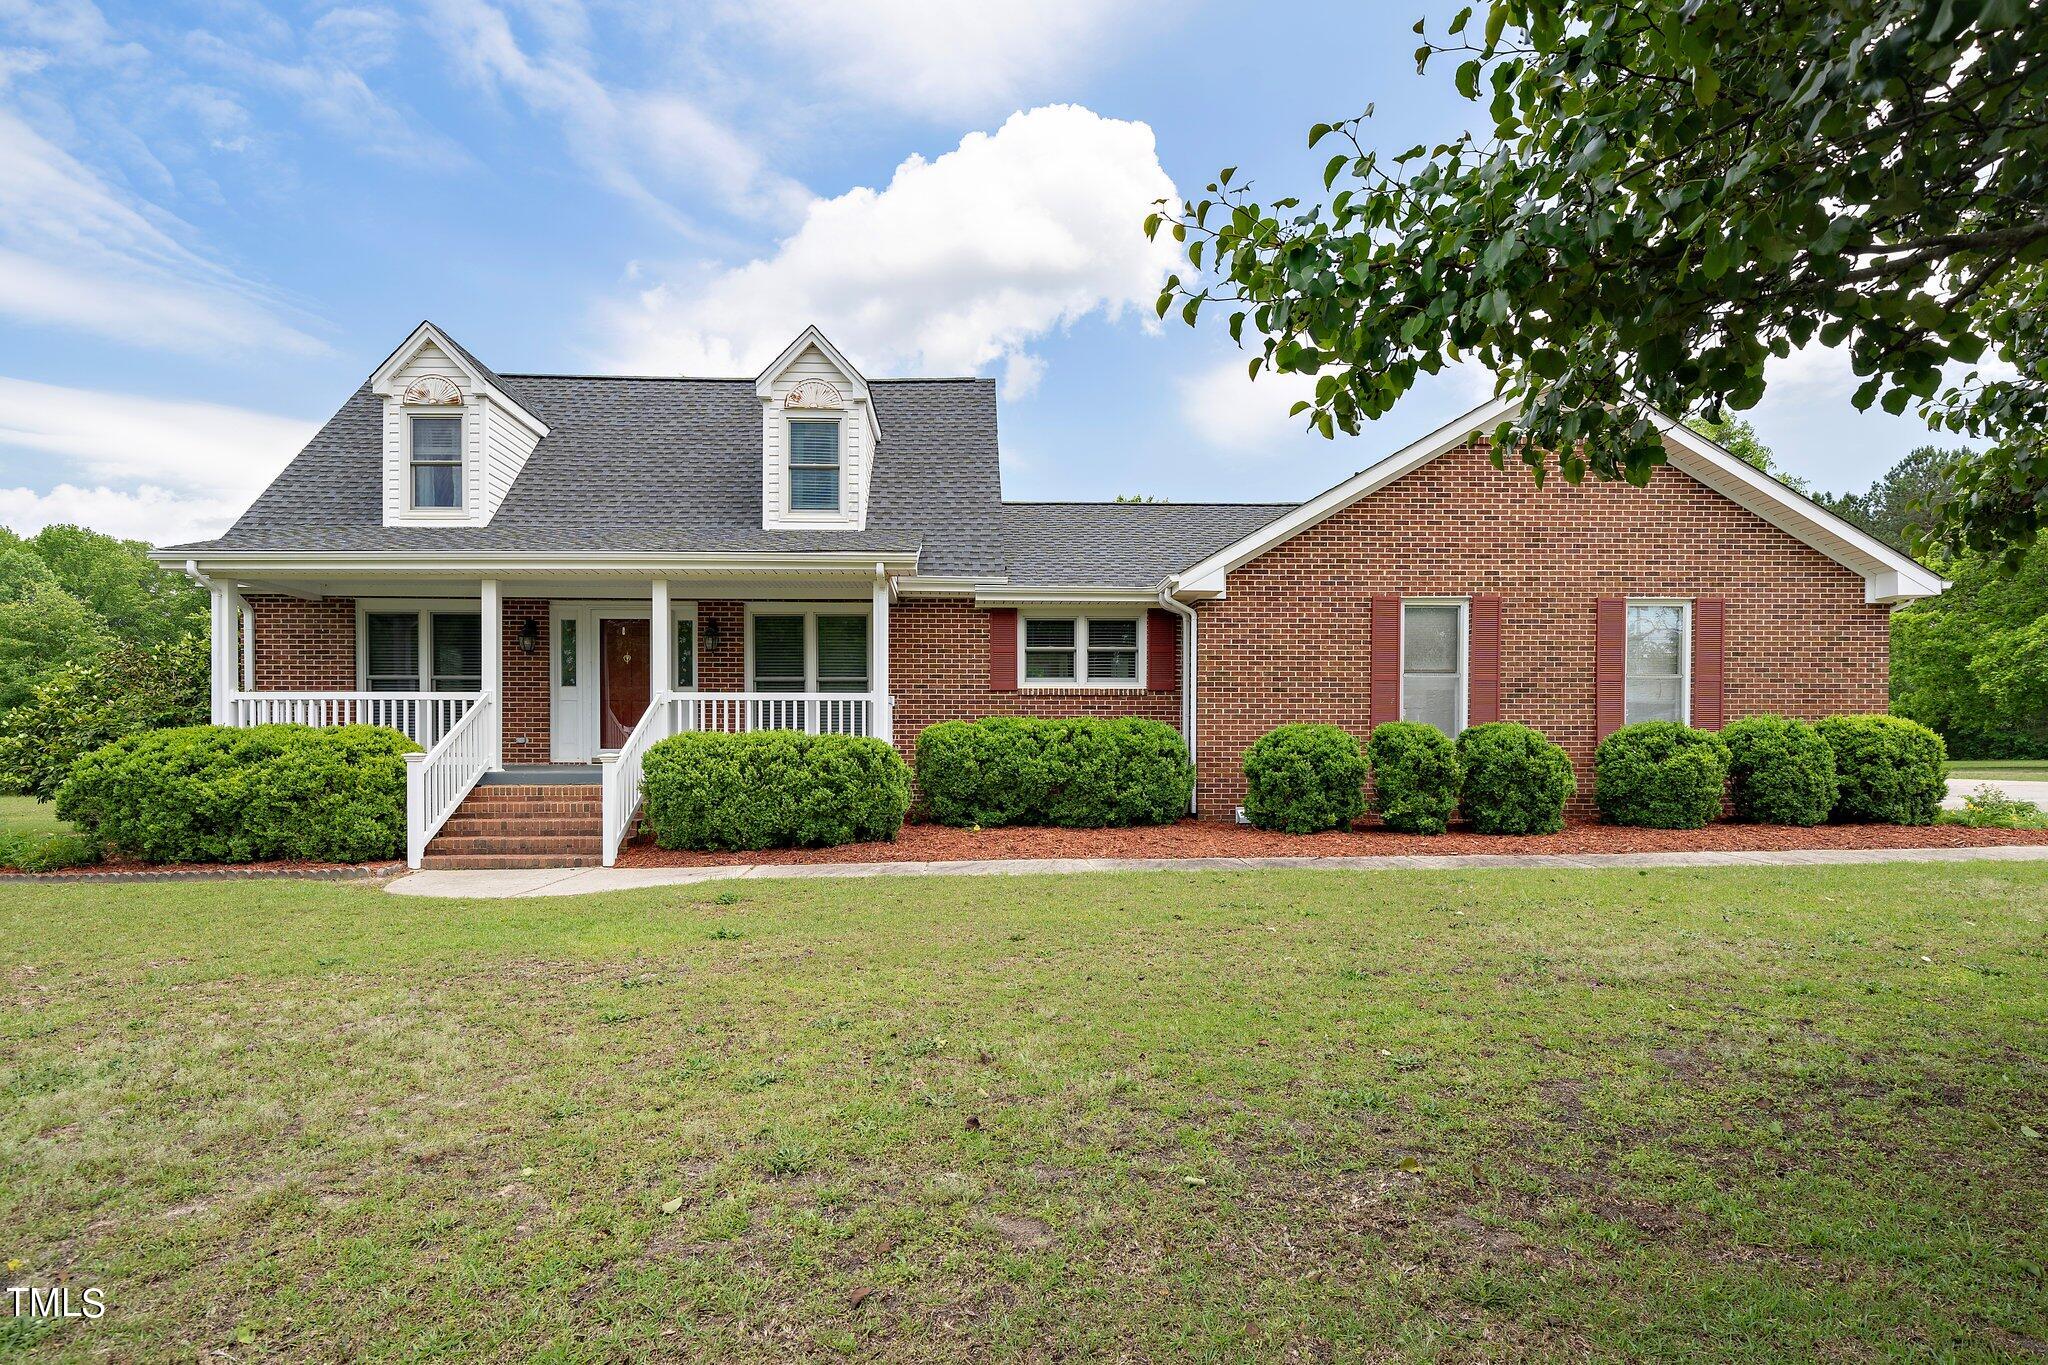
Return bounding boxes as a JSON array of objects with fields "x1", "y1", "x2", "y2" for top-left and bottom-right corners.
[
  {"x1": 1685, "y1": 415, "x2": 1808, "y2": 493},
  {"x1": 0, "y1": 546, "x2": 110, "y2": 711},
  {"x1": 1816, "y1": 444, "x2": 1957, "y2": 551},
  {"x1": 9, "y1": 525, "x2": 206, "y2": 648},
  {"x1": 1891, "y1": 541, "x2": 2048, "y2": 758},
  {"x1": 1149, "y1": 0, "x2": 2047, "y2": 559},
  {"x1": 0, "y1": 636, "x2": 208, "y2": 799}
]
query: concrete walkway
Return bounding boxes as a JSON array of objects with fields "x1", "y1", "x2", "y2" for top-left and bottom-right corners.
[{"x1": 387, "y1": 843, "x2": 2048, "y2": 899}]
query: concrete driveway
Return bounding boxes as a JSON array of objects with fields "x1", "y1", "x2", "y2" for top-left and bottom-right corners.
[{"x1": 1946, "y1": 777, "x2": 2048, "y2": 810}]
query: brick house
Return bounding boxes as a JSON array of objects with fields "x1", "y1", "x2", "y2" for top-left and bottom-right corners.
[{"x1": 155, "y1": 321, "x2": 1943, "y2": 867}]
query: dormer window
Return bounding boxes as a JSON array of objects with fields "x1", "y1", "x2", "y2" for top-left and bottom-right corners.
[
  {"x1": 409, "y1": 414, "x2": 463, "y2": 509},
  {"x1": 788, "y1": 419, "x2": 841, "y2": 512}
]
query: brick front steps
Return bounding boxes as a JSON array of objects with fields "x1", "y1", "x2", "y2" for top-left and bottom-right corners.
[{"x1": 422, "y1": 784, "x2": 604, "y2": 869}]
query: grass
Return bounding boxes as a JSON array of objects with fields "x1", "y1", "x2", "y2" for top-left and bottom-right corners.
[
  {"x1": 3, "y1": 865, "x2": 2046, "y2": 1361},
  {"x1": 1948, "y1": 760, "x2": 2048, "y2": 782},
  {"x1": 0, "y1": 796, "x2": 70, "y2": 839}
]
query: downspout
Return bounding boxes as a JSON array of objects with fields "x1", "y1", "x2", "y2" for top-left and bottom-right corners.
[{"x1": 1156, "y1": 583, "x2": 1198, "y2": 816}]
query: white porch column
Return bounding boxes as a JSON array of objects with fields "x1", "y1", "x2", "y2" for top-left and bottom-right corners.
[
  {"x1": 871, "y1": 572, "x2": 892, "y2": 744},
  {"x1": 208, "y1": 584, "x2": 235, "y2": 723},
  {"x1": 482, "y1": 578, "x2": 503, "y2": 769},
  {"x1": 650, "y1": 578, "x2": 671, "y2": 709},
  {"x1": 237, "y1": 590, "x2": 254, "y2": 691}
]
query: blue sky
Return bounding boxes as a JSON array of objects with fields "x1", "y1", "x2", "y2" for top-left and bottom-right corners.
[{"x1": 0, "y1": 0, "x2": 1955, "y2": 544}]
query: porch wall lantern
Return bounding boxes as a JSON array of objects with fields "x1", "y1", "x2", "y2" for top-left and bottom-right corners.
[
  {"x1": 701, "y1": 618, "x2": 723, "y2": 653},
  {"x1": 517, "y1": 617, "x2": 540, "y2": 655}
]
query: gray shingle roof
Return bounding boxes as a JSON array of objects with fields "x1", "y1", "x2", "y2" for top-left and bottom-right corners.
[
  {"x1": 166, "y1": 357, "x2": 1302, "y2": 587},
  {"x1": 999, "y1": 501, "x2": 1294, "y2": 586}
]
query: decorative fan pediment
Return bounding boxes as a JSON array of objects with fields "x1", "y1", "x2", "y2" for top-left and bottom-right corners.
[
  {"x1": 401, "y1": 375, "x2": 463, "y2": 406},
  {"x1": 784, "y1": 378, "x2": 845, "y2": 410}
]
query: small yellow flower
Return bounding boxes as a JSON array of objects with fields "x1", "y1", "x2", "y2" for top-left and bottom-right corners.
[{"x1": 5, "y1": 1258, "x2": 21, "y2": 1271}]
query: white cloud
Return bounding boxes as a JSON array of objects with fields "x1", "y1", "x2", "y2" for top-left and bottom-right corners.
[
  {"x1": 184, "y1": 30, "x2": 465, "y2": 164},
  {"x1": 601, "y1": 105, "x2": 1180, "y2": 386},
  {"x1": 0, "y1": 106, "x2": 323, "y2": 354},
  {"x1": 724, "y1": 0, "x2": 1159, "y2": 120},
  {"x1": 0, "y1": 376, "x2": 317, "y2": 540},
  {"x1": 1178, "y1": 355, "x2": 1501, "y2": 455},
  {"x1": 423, "y1": 0, "x2": 807, "y2": 223}
]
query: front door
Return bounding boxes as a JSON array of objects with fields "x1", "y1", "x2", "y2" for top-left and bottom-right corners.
[{"x1": 600, "y1": 618, "x2": 651, "y2": 749}]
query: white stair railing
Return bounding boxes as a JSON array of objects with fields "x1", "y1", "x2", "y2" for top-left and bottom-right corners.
[
  {"x1": 403, "y1": 693, "x2": 496, "y2": 868},
  {"x1": 231, "y1": 691, "x2": 479, "y2": 748},
  {"x1": 600, "y1": 690, "x2": 672, "y2": 867}
]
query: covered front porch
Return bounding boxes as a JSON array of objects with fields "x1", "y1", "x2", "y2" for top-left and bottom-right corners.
[{"x1": 197, "y1": 558, "x2": 904, "y2": 868}]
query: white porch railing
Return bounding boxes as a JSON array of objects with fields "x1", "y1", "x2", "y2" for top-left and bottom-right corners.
[
  {"x1": 665, "y1": 690, "x2": 882, "y2": 738},
  {"x1": 229, "y1": 691, "x2": 480, "y2": 748},
  {"x1": 600, "y1": 689, "x2": 674, "y2": 867},
  {"x1": 403, "y1": 693, "x2": 496, "y2": 868}
]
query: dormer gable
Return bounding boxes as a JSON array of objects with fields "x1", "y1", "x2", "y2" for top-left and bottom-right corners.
[
  {"x1": 368, "y1": 321, "x2": 549, "y2": 528},
  {"x1": 755, "y1": 326, "x2": 881, "y2": 532}
]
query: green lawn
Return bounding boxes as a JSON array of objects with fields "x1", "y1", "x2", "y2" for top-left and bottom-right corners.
[
  {"x1": 1948, "y1": 760, "x2": 2048, "y2": 782},
  {"x1": 0, "y1": 795, "x2": 69, "y2": 839},
  {"x1": 4, "y1": 866, "x2": 2045, "y2": 1361}
]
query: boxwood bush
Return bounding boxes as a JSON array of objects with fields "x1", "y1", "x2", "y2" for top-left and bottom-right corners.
[
  {"x1": 1593, "y1": 722, "x2": 1733, "y2": 829},
  {"x1": 1455, "y1": 722, "x2": 1575, "y2": 834},
  {"x1": 1815, "y1": 714, "x2": 1948, "y2": 825},
  {"x1": 56, "y1": 724, "x2": 416, "y2": 863},
  {"x1": 1366, "y1": 721, "x2": 1462, "y2": 834},
  {"x1": 1721, "y1": 716, "x2": 1838, "y2": 825},
  {"x1": 642, "y1": 731, "x2": 910, "y2": 851},
  {"x1": 913, "y1": 717, "x2": 1191, "y2": 828},
  {"x1": 1241, "y1": 723, "x2": 1367, "y2": 833}
]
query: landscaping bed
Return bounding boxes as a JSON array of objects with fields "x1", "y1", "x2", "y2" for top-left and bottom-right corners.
[
  {"x1": 616, "y1": 815, "x2": 2048, "y2": 867},
  {"x1": 0, "y1": 857, "x2": 403, "y2": 883}
]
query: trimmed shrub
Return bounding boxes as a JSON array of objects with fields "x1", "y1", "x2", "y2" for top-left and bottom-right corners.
[
  {"x1": 1816, "y1": 715, "x2": 1948, "y2": 825},
  {"x1": 1593, "y1": 722, "x2": 1733, "y2": 829},
  {"x1": 1456, "y1": 722, "x2": 1575, "y2": 834},
  {"x1": 0, "y1": 830, "x2": 100, "y2": 872},
  {"x1": 1241, "y1": 723, "x2": 1367, "y2": 833},
  {"x1": 56, "y1": 724, "x2": 416, "y2": 863},
  {"x1": 1366, "y1": 721, "x2": 1462, "y2": 834},
  {"x1": 642, "y1": 731, "x2": 910, "y2": 851},
  {"x1": 1721, "y1": 716, "x2": 1837, "y2": 825},
  {"x1": 913, "y1": 718, "x2": 1191, "y2": 828},
  {"x1": 0, "y1": 635, "x2": 207, "y2": 800}
]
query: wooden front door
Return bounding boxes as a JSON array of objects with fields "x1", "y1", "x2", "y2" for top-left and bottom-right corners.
[{"x1": 600, "y1": 618, "x2": 651, "y2": 749}]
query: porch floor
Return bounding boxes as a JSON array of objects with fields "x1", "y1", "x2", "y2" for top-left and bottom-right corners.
[{"x1": 480, "y1": 764, "x2": 602, "y2": 786}]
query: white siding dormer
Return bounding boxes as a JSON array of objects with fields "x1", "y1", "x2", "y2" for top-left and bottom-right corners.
[
  {"x1": 756, "y1": 327, "x2": 882, "y2": 532},
  {"x1": 370, "y1": 322, "x2": 549, "y2": 528}
]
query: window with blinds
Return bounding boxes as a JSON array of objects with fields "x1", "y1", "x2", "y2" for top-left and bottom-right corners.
[
  {"x1": 1024, "y1": 618, "x2": 1077, "y2": 680},
  {"x1": 365, "y1": 613, "x2": 420, "y2": 693},
  {"x1": 430, "y1": 613, "x2": 482, "y2": 692},
  {"x1": 410, "y1": 414, "x2": 462, "y2": 508},
  {"x1": 787, "y1": 420, "x2": 840, "y2": 512},
  {"x1": 1022, "y1": 616, "x2": 1141, "y2": 685},
  {"x1": 816, "y1": 615, "x2": 868, "y2": 692},
  {"x1": 752, "y1": 615, "x2": 806, "y2": 691},
  {"x1": 1086, "y1": 618, "x2": 1138, "y2": 680}
]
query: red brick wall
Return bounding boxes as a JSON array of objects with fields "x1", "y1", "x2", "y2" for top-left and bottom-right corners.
[
  {"x1": 696, "y1": 600, "x2": 747, "y2": 691},
  {"x1": 501, "y1": 597, "x2": 551, "y2": 762},
  {"x1": 1192, "y1": 443, "x2": 1891, "y2": 818},
  {"x1": 247, "y1": 595, "x2": 356, "y2": 690},
  {"x1": 889, "y1": 598, "x2": 1182, "y2": 757}
]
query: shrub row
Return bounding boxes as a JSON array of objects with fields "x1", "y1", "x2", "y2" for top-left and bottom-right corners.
[
  {"x1": 642, "y1": 731, "x2": 910, "y2": 851},
  {"x1": 56, "y1": 724, "x2": 416, "y2": 863},
  {"x1": 1242, "y1": 721, "x2": 1576, "y2": 835},
  {"x1": 914, "y1": 718, "x2": 1192, "y2": 828},
  {"x1": 1239, "y1": 713, "x2": 1947, "y2": 835}
]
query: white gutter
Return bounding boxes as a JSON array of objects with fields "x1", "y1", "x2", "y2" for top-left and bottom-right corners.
[{"x1": 1156, "y1": 585, "x2": 1199, "y2": 816}]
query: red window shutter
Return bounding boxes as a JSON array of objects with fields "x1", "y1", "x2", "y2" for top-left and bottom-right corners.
[
  {"x1": 1369, "y1": 594, "x2": 1402, "y2": 728},
  {"x1": 1145, "y1": 608, "x2": 1178, "y2": 692},
  {"x1": 989, "y1": 607, "x2": 1018, "y2": 691},
  {"x1": 1469, "y1": 595, "x2": 1502, "y2": 725},
  {"x1": 1691, "y1": 597, "x2": 1726, "y2": 730},
  {"x1": 1595, "y1": 597, "x2": 1626, "y2": 740}
]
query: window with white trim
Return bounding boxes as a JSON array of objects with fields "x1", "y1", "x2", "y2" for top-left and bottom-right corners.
[
  {"x1": 1022, "y1": 615, "x2": 1143, "y2": 687},
  {"x1": 749, "y1": 609, "x2": 869, "y2": 692},
  {"x1": 1625, "y1": 601, "x2": 1689, "y2": 724},
  {"x1": 1401, "y1": 601, "x2": 1466, "y2": 736},
  {"x1": 787, "y1": 419, "x2": 841, "y2": 512},
  {"x1": 364, "y1": 610, "x2": 481, "y2": 693},
  {"x1": 408, "y1": 414, "x2": 463, "y2": 509}
]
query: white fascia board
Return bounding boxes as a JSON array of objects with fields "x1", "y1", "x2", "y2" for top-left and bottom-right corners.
[
  {"x1": 1169, "y1": 393, "x2": 1522, "y2": 590},
  {"x1": 150, "y1": 549, "x2": 923, "y2": 579},
  {"x1": 369, "y1": 321, "x2": 550, "y2": 439},
  {"x1": 753, "y1": 324, "x2": 881, "y2": 444},
  {"x1": 898, "y1": 575, "x2": 1005, "y2": 596},
  {"x1": 973, "y1": 584, "x2": 1167, "y2": 607}
]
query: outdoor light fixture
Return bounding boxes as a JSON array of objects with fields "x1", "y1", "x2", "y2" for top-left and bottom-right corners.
[
  {"x1": 517, "y1": 617, "x2": 539, "y2": 655},
  {"x1": 702, "y1": 618, "x2": 723, "y2": 652}
]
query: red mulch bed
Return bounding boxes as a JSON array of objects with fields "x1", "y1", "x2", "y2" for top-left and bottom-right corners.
[
  {"x1": 614, "y1": 818, "x2": 2048, "y2": 868},
  {"x1": 0, "y1": 858, "x2": 404, "y2": 882}
]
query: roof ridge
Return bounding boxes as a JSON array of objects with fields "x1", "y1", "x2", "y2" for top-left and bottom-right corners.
[
  {"x1": 1003, "y1": 499, "x2": 1300, "y2": 508},
  {"x1": 493, "y1": 372, "x2": 989, "y2": 384}
]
